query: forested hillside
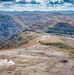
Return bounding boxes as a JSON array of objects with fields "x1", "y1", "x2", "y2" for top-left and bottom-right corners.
[{"x1": 0, "y1": 11, "x2": 74, "y2": 49}]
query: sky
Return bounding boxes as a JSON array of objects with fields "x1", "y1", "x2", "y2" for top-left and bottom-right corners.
[{"x1": 0, "y1": 0, "x2": 74, "y2": 11}]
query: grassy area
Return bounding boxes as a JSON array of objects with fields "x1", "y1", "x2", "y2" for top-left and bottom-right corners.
[
  {"x1": 39, "y1": 41, "x2": 70, "y2": 48},
  {"x1": 39, "y1": 41, "x2": 74, "y2": 57},
  {"x1": 0, "y1": 33, "x2": 38, "y2": 50}
]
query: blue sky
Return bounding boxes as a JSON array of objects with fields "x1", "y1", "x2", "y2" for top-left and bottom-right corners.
[{"x1": 0, "y1": 0, "x2": 74, "y2": 11}]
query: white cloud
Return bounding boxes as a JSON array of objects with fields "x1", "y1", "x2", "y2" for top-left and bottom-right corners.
[
  {"x1": 16, "y1": 0, "x2": 20, "y2": 2},
  {"x1": 0, "y1": 0, "x2": 74, "y2": 11},
  {"x1": 25, "y1": 0, "x2": 31, "y2": 2}
]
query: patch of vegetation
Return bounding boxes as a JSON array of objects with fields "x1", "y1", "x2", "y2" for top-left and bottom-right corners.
[
  {"x1": 0, "y1": 32, "x2": 38, "y2": 50},
  {"x1": 39, "y1": 41, "x2": 74, "y2": 57},
  {"x1": 39, "y1": 41, "x2": 70, "y2": 48},
  {"x1": 46, "y1": 22, "x2": 74, "y2": 35}
]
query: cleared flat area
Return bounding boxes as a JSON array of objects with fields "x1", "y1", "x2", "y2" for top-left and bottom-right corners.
[
  {"x1": 19, "y1": 34, "x2": 64, "y2": 48},
  {"x1": 0, "y1": 35, "x2": 74, "y2": 75}
]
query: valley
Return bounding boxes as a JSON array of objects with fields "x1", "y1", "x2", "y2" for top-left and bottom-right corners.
[{"x1": 0, "y1": 11, "x2": 74, "y2": 50}]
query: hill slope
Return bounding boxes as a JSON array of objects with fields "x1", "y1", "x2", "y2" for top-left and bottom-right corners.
[{"x1": 0, "y1": 11, "x2": 74, "y2": 49}]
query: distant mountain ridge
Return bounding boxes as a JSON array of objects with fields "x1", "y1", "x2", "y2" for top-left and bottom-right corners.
[{"x1": 0, "y1": 11, "x2": 74, "y2": 49}]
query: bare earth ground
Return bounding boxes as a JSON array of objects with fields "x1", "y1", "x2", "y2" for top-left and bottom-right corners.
[{"x1": 0, "y1": 35, "x2": 74, "y2": 75}]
